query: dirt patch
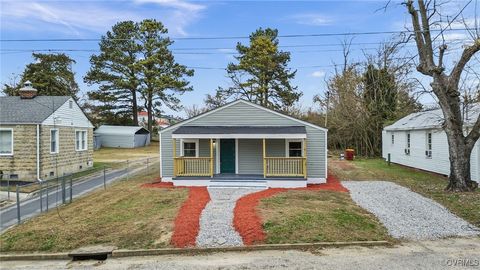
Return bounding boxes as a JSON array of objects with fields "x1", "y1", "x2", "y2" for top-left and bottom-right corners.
[
  {"x1": 329, "y1": 160, "x2": 357, "y2": 171},
  {"x1": 170, "y1": 187, "x2": 211, "y2": 248},
  {"x1": 233, "y1": 175, "x2": 349, "y2": 245}
]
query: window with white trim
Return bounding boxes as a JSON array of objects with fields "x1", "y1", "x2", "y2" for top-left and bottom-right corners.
[
  {"x1": 0, "y1": 129, "x2": 13, "y2": 155},
  {"x1": 405, "y1": 132, "x2": 411, "y2": 155},
  {"x1": 182, "y1": 140, "x2": 197, "y2": 157},
  {"x1": 287, "y1": 140, "x2": 303, "y2": 157},
  {"x1": 50, "y1": 129, "x2": 59, "y2": 154},
  {"x1": 75, "y1": 130, "x2": 87, "y2": 151},
  {"x1": 425, "y1": 132, "x2": 432, "y2": 158}
]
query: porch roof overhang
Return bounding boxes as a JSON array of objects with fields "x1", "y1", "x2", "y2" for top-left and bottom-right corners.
[{"x1": 172, "y1": 126, "x2": 307, "y2": 139}]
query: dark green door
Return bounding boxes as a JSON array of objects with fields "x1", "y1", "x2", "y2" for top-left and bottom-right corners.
[{"x1": 220, "y1": 139, "x2": 235, "y2": 173}]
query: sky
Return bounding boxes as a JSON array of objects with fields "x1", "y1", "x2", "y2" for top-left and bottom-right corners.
[{"x1": 1, "y1": 0, "x2": 478, "y2": 117}]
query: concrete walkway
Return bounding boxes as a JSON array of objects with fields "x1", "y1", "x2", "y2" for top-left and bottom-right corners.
[{"x1": 196, "y1": 188, "x2": 258, "y2": 247}]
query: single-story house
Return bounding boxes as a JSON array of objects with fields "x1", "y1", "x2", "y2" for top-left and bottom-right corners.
[
  {"x1": 382, "y1": 104, "x2": 480, "y2": 183},
  {"x1": 94, "y1": 125, "x2": 150, "y2": 148},
  {"x1": 0, "y1": 81, "x2": 94, "y2": 181},
  {"x1": 159, "y1": 99, "x2": 328, "y2": 188}
]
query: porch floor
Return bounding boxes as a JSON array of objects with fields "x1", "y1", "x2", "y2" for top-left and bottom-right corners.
[{"x1": 174, "y1": 174, "x2": 305, "y2": 181}]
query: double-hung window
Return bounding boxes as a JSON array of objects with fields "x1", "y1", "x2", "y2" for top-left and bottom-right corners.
[
  {"x1": 287, "y1": 140, "x2": 303, "y2": 157},
  {"x1": 425, "y1": 132, "x2": 432, "y2": 158},
  {"x1": 50, "y1": 129, "x2": 59, "y2": 154},
  {"x1": 405, "y1": 132, "x2": 411, "y2": 155},
  {"x1": 75, "y1": 130, "x2": 87, "y2": 151},
  {"x1": 0, "y1": 129, "x2": 13, "y2": 155},
  {"x1": 182, "y1": 140, "x2": 198, "y2": 157}
]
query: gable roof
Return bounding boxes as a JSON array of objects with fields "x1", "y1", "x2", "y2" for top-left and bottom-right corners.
[
  {"x1": 0, "y1": 96, "x2": 70, "y2": 124},
  {"x1": 160, "y1": 99, "x2": 327, "y2": 134},
  {"x1": 384, "y1": 103, "x2": 480, "y2": 131}
]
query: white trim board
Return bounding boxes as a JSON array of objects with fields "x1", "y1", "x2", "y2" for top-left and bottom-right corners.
[
  {"x1": 235, "y1": 139, "x2": 239, "y2": 174},
  {"x1": 160, "y1": 99, "x2": 328, "y2": 135},
  {"x1": 173, "y1": 133, "x2": 306, "y2": 139}
]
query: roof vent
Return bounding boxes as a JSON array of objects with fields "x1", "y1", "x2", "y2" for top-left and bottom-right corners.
[{"x1": 19, "y1": 81, "x2": 38, "y2": 99}]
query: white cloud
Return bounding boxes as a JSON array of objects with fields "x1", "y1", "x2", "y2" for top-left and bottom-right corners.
[
  {"x1": 290, "y1": 13, "x2": 332, "y2": 26},
  {"x1": 311, "y1": 70, "x2": 325, "y2": 77},
  {"x1": 1, "y1": 0, "x2": 206, "y2": 36},
  {"x1": 134, "y1": 0, "x2": 205, "y2": 12}
]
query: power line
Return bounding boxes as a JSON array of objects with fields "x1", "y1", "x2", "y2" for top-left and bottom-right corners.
[{"x1": 0, "y1": 28, "x2": 473, "y2": 42}]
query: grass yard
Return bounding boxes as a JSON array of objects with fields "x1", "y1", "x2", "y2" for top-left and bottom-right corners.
[
  {"x1": 0, "y1": 168, "x2": 188, "y2": 252},
  {"x1": 330, "y1": 158, "x2": 480, "y2": 225},
  {"x1": 258, "y1": 190, "x2": 391, "y2": 244},
  {"x1": 94, "y1": 141, "x2": 158, "y2": 164}
]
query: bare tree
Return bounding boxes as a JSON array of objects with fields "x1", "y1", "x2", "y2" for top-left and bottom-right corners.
[{"x1": 405, "y1": 0, "x2": 480, "y2": 191}]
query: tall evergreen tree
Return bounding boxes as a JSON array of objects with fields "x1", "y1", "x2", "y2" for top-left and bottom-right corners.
[
  {"x1": 136, "y1": 19, "x2": 194, "y2": 132},
  {"x1": 2, "y1": 53, "x2": 79, "y2": 97},
  {"x1": 85, "y1": 20, "x2": 193, "y2": 130},
  {"x1": 84, "y1": 21, "x2": 141, "y2": 125},
  {"x1": 216, "y1": 28, "x2": 301, "y2": 110}
]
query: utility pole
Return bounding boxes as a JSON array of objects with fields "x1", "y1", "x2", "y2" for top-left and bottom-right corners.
[{"x1": 324, "y1": 90, "x2": 330, "y2": 128}]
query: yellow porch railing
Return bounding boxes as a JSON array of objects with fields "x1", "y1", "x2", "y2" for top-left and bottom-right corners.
[
  {"x1": 264, "y1": 157, "x2": 306, "y2": 178},
  {"x1": 174, "y1": 157, "x2": 212, "y2": 177}
]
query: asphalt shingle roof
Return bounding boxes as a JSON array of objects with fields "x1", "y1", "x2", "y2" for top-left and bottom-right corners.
[
  {"x1": 384, "y1": 103, "x2": 480, "y2": 131},
  {"x1": 173, "y1": 126, "x2": 307, "y2": 134},
  {"x1": 0, "y1": 96, "x2": 70, "y2": 124}
]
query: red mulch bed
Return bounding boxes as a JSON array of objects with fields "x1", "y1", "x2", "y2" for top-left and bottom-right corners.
[
  {"x1": 233, "y1": 174, "x2": 348, "y2": 245},
  {"x1": 170, "y1": 186, "x2": 210, "y2": 248},
  {"x1": 141, "y1": 180, "x2": 211, "y2": 248}
]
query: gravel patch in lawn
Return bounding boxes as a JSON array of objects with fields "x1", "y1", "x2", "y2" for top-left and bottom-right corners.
[
  {"x1": 196, "y1": 188, "x2": 258, "y2": 247},
  {"x1": 342, "y1": 181, "x2": 479, "y2": 240}
]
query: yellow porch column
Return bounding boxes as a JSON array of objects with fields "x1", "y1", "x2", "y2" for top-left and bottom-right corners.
[
  {"x1": 210, "y1": 138, "x2": 214, "y2": 178},
  {"x1": 172, "y1": 138, "x2": 176, "y2": 177},
  {"x1": 263, "y1": 138, "x2": 266, "y2": 178},
  {"x1": 303, "y1": 138, "x2": 307, "y2": 179}
]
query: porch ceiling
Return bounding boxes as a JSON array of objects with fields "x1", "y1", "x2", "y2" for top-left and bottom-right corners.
[{"x1": 172, "y1": 126, "x2": 307, "y2": 139}]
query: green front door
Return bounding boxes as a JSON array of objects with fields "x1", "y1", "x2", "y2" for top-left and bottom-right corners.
[{"x1": 220, "y1": 139, "x2": 236, "y2": 173}]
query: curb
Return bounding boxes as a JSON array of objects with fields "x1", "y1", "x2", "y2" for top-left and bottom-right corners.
[
  {"x1": 0, "y1": 241, "x2": 391, "y2": 261},
  {"x1": 0, "y1": 253, "x2": 69, "y2": 261}
]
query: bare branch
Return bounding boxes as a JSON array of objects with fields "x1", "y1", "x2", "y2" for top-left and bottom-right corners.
[{"x1": 449, "y1": 40, "x2": 480, "y2": 86}]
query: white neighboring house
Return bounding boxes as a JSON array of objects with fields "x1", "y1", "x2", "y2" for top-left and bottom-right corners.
[{"x1": 382, "y1": 104, "x2": 480, "y2": 183}]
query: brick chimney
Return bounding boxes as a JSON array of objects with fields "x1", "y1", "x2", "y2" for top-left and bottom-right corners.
[{"x1": 19, "y1": 81, "x2": 37, "y2": 99}]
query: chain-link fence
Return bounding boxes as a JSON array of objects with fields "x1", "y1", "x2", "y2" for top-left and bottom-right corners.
[{"x1": 0, "y1": 157, "x2": 159, "y2": 229}]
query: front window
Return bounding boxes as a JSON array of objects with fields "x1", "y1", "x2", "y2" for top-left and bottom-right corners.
[
  {"x1": 405, "y1": 132, "x2": 411, "y2": 155},
  {"x1": 426, "y1": 132, "x2": 432, "y2": 158},
  {"x1": 50, "y1": 129, "x2": 59, "y2": 153},
  {"x1": 288, "y1": 141, "x2": 303, "y2": 157},
  {"x1": 75, "y1": 130, "x2": 87, "y2": 151},
  {"x1": 183, "y1": 141, "x2": 197, "y2": 157},
  {"x1": 0, "y1": 129, "x2": 13, "y2": 155}
]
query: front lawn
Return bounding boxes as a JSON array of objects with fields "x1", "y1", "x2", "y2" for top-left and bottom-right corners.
[
  {"x1": 329, "y1": 158, "x2": 480, "y2": 225},
  {"x1": 94, "y1": 141, "x2": 159, "y2": 163},
  {"x1": 258, "y1": 190, "x2": 391, "y2": 243},
  {"x1": 0, "y1": 168, "x2": 188, "y2": 252}
]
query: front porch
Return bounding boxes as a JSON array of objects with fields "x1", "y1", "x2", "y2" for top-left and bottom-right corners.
[{"x1": 170, "y1": 126, "x2": 309, "y2": 187}]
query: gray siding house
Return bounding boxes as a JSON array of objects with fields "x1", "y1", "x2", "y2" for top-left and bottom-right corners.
[{"x1": 159, "y1": 100, "x2": 327, "y2": 188}]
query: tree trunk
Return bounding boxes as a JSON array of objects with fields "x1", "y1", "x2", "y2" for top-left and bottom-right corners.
[
  {"x1": 146, "y1": 91, "x2": 153, "y2": 133},
  {"x1": 132, "y1": 89, "x2": 138, "y2": 126},
  {"x1": 444, "y1": 129, "x2": 478, "y2": 192}
]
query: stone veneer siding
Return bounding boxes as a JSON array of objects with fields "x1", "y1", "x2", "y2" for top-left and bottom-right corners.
[{"x1": 0, "y1": 125, "x2": 93, "y2": 181}]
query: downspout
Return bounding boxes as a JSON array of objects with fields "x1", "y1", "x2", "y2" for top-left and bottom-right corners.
[{"x1": 36, "y1": 124, "x2": 42, "y2": 182}]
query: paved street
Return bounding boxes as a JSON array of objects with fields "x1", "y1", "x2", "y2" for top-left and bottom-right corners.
[
  {"x1": 1, "y1": 238, "x2": 479, "y2": 270},
  {"x1": 0, "y1": 167, "x2": 132, "y2": 231}
]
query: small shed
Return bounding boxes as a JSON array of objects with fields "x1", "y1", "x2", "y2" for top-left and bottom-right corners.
[{"x1": 95, "y1": 125, "x2": 151, "y2": 148}]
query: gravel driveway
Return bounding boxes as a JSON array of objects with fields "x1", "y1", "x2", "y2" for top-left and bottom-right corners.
[
  {"x1": 342, "y1": 181, "x2": 479, "y2": 240},
  {"x1": 196, "y1": 188, "x2": 258, "y2": 247}
]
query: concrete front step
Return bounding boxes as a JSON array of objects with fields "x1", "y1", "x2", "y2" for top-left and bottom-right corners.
[{"x1": 208, "y1": 180, "x2": 267, "y2": 189}]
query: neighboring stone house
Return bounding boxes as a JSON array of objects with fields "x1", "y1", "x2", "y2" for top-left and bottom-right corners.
[{"x1": 0, "y1": 82, "x2": 94, "y2": 181}]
